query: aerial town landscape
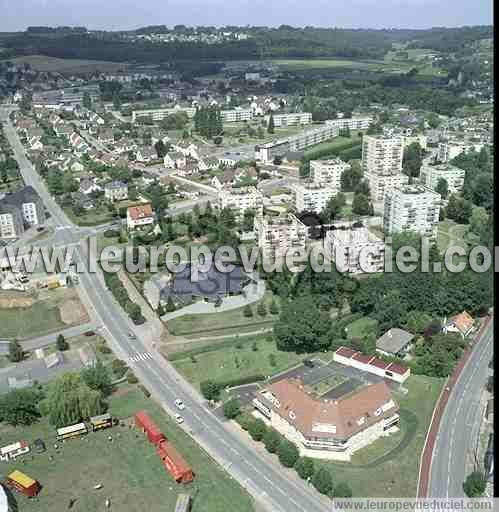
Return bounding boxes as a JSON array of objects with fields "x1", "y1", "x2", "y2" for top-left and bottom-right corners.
[{"x1": 0, "y1": 2, "x2": 494, "y2": 511}]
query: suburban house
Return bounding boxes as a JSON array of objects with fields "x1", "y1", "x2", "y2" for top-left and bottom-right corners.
[
  {"x1": 171, "y1": 142, "x2": 199, "y2": 160},
  {"x1": 375, "y1": 328, "x2": 414, "y2": 357},
  {"x1": 444, "y1": 311, "x2": 475, "y2": 338},
  {"x1": 198, "y1": 156, "x2": 220, "y2": 172},
  {"x1": 135, "y1": 146, "x2": 157, "y2": 163},
  {"x1": 104, "y1": 181, "x2": 128, "y2": 201},
  {"x1": 252, "y1": 378, "x2": 400, "y2": 461},
  {"x1": 164, "y1": 151, "x2": 187, "y2": 169},
  {"x1": 78, "y1": 177, "x2": 102, "y2": 196},
  {"x1": 126, "y1": 204, "x2": 155, "y2": 230}
]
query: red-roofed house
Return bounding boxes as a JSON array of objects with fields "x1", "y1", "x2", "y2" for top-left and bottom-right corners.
[
  {"x1": 126, "y1": 204, "x2": 155, "y2": 230},
  {"x1": 444, "y1": 311, "x2": 475, "y2": 338}
]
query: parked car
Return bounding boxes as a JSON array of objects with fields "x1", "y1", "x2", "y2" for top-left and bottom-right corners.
[
  {"x1": 174, "y1": 414, "x2": 184, "y2": 424},
  {"x1": 84, "y1": 331, "x2": 95, "y2": 337},
  {"x1": 128, "y1": 332, "x2": 136, "y2": 340},
  {"x1": 175, "y1": 399, "x2": 185, "y2": 410},
  {"x1": 34, "y1": 439, "x2": 46, "y2": 453},
  {"x1": 303, "y1": 359, "x2": 314, "y2": 368}
]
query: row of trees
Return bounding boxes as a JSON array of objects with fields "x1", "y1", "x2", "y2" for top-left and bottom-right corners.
[
  {"x1": 103, "y1": 271, "x2": 145, "y2": 325},
  {"x1": 193, "y1": 106, "x2": 223, "y2": 138},
  {"x1": 227, "y1": 406, "x2": 352, "y2": 497}
]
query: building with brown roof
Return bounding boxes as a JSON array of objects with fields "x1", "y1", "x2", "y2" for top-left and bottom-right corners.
[
  {"x1": 126, "y1": 204, "x2": 155, "y2": 230},
  {"x1": 444, "y1": 311, "x2": 475, "y2": 338},
  {"x1": 252, "y1": 378, "x2": 399, "y2": 461}
]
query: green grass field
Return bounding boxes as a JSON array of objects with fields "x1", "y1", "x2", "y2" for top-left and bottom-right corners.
[
  {"x1": 172, "y1": 335, "x2": 310, "y2": 387},
  {"x1": 317, "y1": 375, "x2": 444, "y2": 497},
  {"x1": 64, "y1": 205, "x2": 116, "y2": 227},
  {"x1": 0, "y1": 385, "x2": 254, "y2": 512},
  {"x1": 165, "y1": 293, "x2": 278, "y2": 337},
  {"x1": 345, "y1": 317, "x2": 378, "y2": 340},
  {"x1": 437, "y1": 220, "x2": 470, "y2": 253},
  {"x1": 303, "y1": 134, "x2": 362, "y2": 160}
]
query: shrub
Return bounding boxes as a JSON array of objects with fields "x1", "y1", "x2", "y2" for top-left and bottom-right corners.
[
  {"x1": 463, "y1": 471, "x2": 487, "y2": 497},
  {"x1": 97, "y1": 343, "x2": 112, "y2": 354},
  {"x1": 295, "y1": 457, "x2": 315, "y2": 480},
  {"x1": 277, "y1": 440, "x2": 299, "y2": 468},
  {"x1": 248, "y1": 418, "x2": 267, "y2": 441},
  {"x1": 257, "y1": 302, "x2": 267, "y2": 317},
  {"x1": 334, "y1": 482, "x2": 353, "y2": 498},
  {"x1": 268, "y1": 353, "x2": 277, "y2": 367},
  {"x1": 127, "y1": 372, "x2": 139, "y2": 384},
  {"x1": 200, "y1": 380, "x2": 221, "y2": 401},
  {"x1": 312, "y1": 468, "x2": 334, "y2": 495},
  {"x1": 269, "y1": 299, "x2": 280, "y2": 315},
  {"x1": 223, "y1": 398, "x2": 241, "y2": 419},
  {"x1": 56, "y1": 334, "x2": 69, "y2": 351},
  {"x1": 243, "y1": 305, "x2": 253, "y2": 317},
  {"x1": 138, "y1": 385, "x2": 150, "y2": 398},
  {"x1": 237, "y1": 412, "x2": 253, "y2": 431},
  {"x1": 111, "y1": 359, "x2": 128, "y2": 379},
  {"x1": 263, "y1": 428, "x2": 281, "y2": 454}
]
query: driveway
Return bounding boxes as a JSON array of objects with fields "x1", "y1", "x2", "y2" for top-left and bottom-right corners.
[{"x1": 161, "y1": 276, "x2": 266, "y2": 322}]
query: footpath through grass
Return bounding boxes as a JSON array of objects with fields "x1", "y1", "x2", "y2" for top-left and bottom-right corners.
[{"x1": 0, "y1": 385, "x2": 254, "y2": 512}]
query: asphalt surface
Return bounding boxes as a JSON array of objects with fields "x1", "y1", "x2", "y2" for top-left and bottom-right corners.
[
  {"x1": 428, "y1": 321, "x2": 494, "y2": 498},
  {"x1": 1, "y1": 107, "x2": 332, "y2": 512}
]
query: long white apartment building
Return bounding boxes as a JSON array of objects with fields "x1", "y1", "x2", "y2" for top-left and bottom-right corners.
[
  {"x1": 255, "y1": 124, "x2": 340, "y2": 162},
  {"x1": 419, "y1": 163, "x2": 465, "y2": 194},
  {"x1": 437, "y1": 141, "x2": 485, "y2": 163},
  {"x1": 309, "y1": 158, "x2": 350, "y2": 189},
  {"x1": 218, "y1": 186, "x2": 263, "y2": 218},
  {"x1": 132, "y1": 106, "x2": 197, "y2": 122},
  {"x1": 221, "y1": 108, "x2": 253, "y2": 123},
  {"x1": 324, "y1": 221, "x2": 385, "y2": 274},
  {"x1": 264, "y1": 112, "x2": 312, "y2": 127},
  {"x1": 325, "y1": 115, "x2": 373, "y2": 131},
  {"x1": 292, "y1": 180, "x2": 337, "y2": 214},
  {"x1": 383, "y1": 184, "x2": 441, "y2": 239},
  {"x1": 254, "y1": 213, "x2": 307, "y2": 260},
  {"x1": 362, "y1": 134, "x2": 406, "y2": 202}
]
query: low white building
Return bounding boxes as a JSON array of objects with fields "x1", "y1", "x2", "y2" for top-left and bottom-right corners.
[
  {"x1": 254, "y1": 213, "x2": 307, "y2": 260},
  {"x1": 265, "y1": 112, "x2": 312, "y2": 127},
  {"x1": 419, "y1": 163, "x2": 465, "y2": 194},
  {"x1": 221, "y1": 108, "x2": 253, "y2": 123},
  {"x1": 333, "y1": 346, "x2": 411, "y2": 383},
  {"x1": 292, "y1": 180, "x2": 337, "y2": 214},
  {"x1": 309, "y1": 158, "x2": 350, "y2": 190},
  {"x1": 218, "y1": 186, "x2": 263, "y2": 218},
  {"x1": 252, "y1": 377, "x2": 399, "y2": 461},
  {"x1": 383, "y1": 184, "x2": 441, "y2": 239},
  {"x1": 325, "y1": 115, "x2": 373, "y2": 131},
  {"x1": 104, "y1": 181, "x2": 129, "y2": 201},
  {"x1": 324, "y1": 221, "x2": 384, "y2": 274},
  {"x1": 437, "y1": 141, "x2": 484, "y2": 163}
]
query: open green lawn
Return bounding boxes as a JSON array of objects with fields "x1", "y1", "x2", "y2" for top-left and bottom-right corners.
[
  {"x1": 0, "y1": 385, "x2": 254, "y2": 512},
  {"x1": 172, "y1": 335, "x2": 310, "y2": 387},
  {"x1": 165, "y1": 293, "x2": 278, "y2": 337},
  {"x1": 303, "y1": 135, "x2": 362, "y2": 159},
  {"x1": 345, "y1": 317, "x2": 378, "y2": 340},
  {"x1": 0, "y1": 288, "x2": 84, "y2": 339},
  {"x1": 64, "y1": 206, "x2": 117, "y2": 227},
  {"x1": 271, "y1": 58, "x2": 442, "y2": 76},
  {"x1": 317, "y1": 375, "x2": 444, "y2": 497},
  {"x1": 437, "y1": 220, "x2": 470, "y2": 253}
]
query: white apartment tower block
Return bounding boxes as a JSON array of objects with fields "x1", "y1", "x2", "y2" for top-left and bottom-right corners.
[
  {"x1": 383, "y1": 185, "x2": 441, "y2": 239},
  {"x1": 255, "y1": 213, "x2": 307, "y2": 260},
  {"x1": 362, "y1": 134, "x2": 406, "y2": 203},
  {"x1": 218, "y1": 186, "x2": 263, "y2": 217},
  {"x1": 292, "y1": 180, "x2": 337, "y2": 214},
  {"x1": 309, "y1": 158, "x2": 350, "y2": 190},
  {"x1": 324, "y1": 222, "x2": 385, "y2": 274}
]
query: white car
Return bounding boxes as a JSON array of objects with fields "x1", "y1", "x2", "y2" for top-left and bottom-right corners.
[
  {"x1": 174, "y1": 413, "x2": 184, "y2": 424},
  {"x1": 175, "y1": 399, "x2": 185, "y2": 410}
]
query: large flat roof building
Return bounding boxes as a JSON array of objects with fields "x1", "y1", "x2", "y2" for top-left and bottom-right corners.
[
  {"x1": 292, "y1": 180, "x2": 337, "y2": 214},
  {"x1": 419, "y1": 163, "x2": 465, "y2": 195},
  {"x1": 309, "y1": 158, "x2": 350, "y2": 191}
]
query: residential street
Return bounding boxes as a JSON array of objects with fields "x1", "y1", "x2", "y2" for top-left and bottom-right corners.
[{"x1": 1, "y1": 106, "x2": 332, "y2": 512}]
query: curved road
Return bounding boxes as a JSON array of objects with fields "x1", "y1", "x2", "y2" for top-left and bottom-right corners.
[
  {"x1": 1, "y1": 107, "x2": 331, "y2": 512},
  {"x1": 428, "y1": 321, "x2": 493, "y2": 497}
]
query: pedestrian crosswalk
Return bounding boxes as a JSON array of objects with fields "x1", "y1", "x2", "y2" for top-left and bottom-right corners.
[{"x1": 127, "y1": 352, "x2": 153, "y2": 363}]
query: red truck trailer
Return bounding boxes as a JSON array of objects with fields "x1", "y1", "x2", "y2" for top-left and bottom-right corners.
[
  {"x1": 6, "y1": 470, "x2": 40, "y2": 497},
  {"x1": 156, "y1": 439, "x2": 194, "y2": 484},
  {"x1": 135, "y1": 411, "x2": 165, "y2": 445}
]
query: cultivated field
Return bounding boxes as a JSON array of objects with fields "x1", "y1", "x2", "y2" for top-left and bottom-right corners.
[{"x1": 3, "y1": 55, "x2": 127, "y2": 74}]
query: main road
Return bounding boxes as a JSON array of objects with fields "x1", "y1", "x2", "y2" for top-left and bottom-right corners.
[
  {"x1": 1, "y1": 107, "x2": 331, "y2": 512},
  {"x1": 428, "y1": 320, "x2": 494, "y2": 497}
]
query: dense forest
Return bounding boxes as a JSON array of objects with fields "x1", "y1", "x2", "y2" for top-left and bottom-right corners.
[{"x1": 1, "y1": 25, "x2": 492, "y2": 63}]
